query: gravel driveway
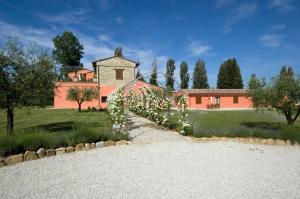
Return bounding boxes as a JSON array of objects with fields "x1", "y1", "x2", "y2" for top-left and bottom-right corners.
[{"x1": 0, "y1": 113, "x2": 300, "y2": 199}]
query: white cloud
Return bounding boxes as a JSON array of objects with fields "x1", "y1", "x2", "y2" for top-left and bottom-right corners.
[
  {"x1": 0, "y1": 20, "x2": 54, "y2": 48},
  {"x1": 0, "y1": 20, "x2": 167, "y2": 74},
  {"x1": 270, "y1": 0, "x2": 295, "y2": 12},
  {"x1": 37, "y1": 9, "x2": 89, "y2": 25},
  {"x1": 269, "y1": 24, "x2": 286, "y2": 32},
  {"x1": 258, "y1": 34, "x2": 282, "y2": 48},
  {"x1": 187, "y1": 40, "x2": 213, "y2": 57},
  {"x1": 215, "y1": 0, "x2": 237, "y2": 8},
  {"x1": 114, "y1": 17, "x2": 123, "y2": 23},
  {"x1": 224, "y1": 3, "x2": 257, "y2": 33}
]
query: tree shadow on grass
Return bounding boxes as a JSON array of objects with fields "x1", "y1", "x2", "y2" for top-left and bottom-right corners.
[
  {"x1": 36, "y1": 121, "x2": 75, "y2": 132},
  {"x1": 241, "y1": 121, "x2": 283, "y2": 130}
]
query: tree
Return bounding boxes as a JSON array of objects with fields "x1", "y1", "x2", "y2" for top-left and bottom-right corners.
[
  {"x1": 52, "y1": 32, "x2": 84, "y2": 77},
  {"x1": 192, "y1": 60, "x2": 209, "y2": 89},
  {"x1": 136, "y1": 68, "x2": 145, "y2": 81},
  {"x1": 150, "y1": 58, "x2": 158, "y2": 86},
  {"x1": 249, "y1": 66, "x2": 300, "y2": 125},
  {"x1": 217, "y1": 58, "x2": 243, "y2": 89},
  {"x1": 248, "y1": 74, "x2": 265, "y2": 90},
  {"x1": 0, "y1": 38, "x2": 56, "y2": 135},
  {"x1": 179, "y1": 61, "x2": 189, "y2": 89},
  {"x1": 165, "y1": 59, "x2": 176, "y2": 90},
  {"x1": 67, "y1": 87, "x2": 98, "y2": 111},
  {"x1": 114, "y1": 47, "x2": 123, "y2": 57}
]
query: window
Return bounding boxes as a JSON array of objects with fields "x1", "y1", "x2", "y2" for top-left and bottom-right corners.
[
  {"x1": 101, "y1": 96, "x2": 107, "y2": 103},
  {"x1": 233, "y1": 96, "x2": 239, "y2": 104},
  {"x1": 195, "y1": 96, "x2": 202, "y2": 104},
  {"x1": 115, "y1": 69, "x2": 124, "y2": 80}
]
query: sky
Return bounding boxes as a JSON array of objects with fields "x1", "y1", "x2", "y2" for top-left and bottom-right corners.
[{"x1": 0, "y1": 0, "x2": 299, "y2": 88}]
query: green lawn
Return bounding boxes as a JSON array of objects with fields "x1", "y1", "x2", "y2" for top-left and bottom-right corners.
[
  {"x1": 0, "y1": 108, "x2": 126, "y2": 157},
  {"x1": 184, "y1": 110, "x2": 300, "y2": 143}
]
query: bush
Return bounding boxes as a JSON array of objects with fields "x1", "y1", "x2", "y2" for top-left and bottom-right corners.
[{"x1": 0, "y1": 122, "x2": 128, "y2": 157}]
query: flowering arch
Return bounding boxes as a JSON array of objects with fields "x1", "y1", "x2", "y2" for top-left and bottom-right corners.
[{"x1": 107, "y1": 72, "x2": 192, "y2": 136}]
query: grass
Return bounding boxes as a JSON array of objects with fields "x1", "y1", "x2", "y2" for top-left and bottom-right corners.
[
  {"x1": 0, "y1": 108, "x2": 127, "y2": 157},
  {"x1": 168, "y1": 110, "x2": 300, "y2": 144}
]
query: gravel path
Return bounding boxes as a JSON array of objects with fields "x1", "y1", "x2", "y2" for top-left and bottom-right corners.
[{"x1": 0, "y1": 113, "x2": 300, "y2": 199}]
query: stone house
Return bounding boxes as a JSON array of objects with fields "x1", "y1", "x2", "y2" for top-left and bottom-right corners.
[{"x1": 54, "y1": 55, "x2": 140, "y2": 109}]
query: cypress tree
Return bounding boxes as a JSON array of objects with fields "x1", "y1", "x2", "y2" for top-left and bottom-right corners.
[
  {"x1": 136, "y1": 68, "x2": 145, "y2": 81},
  {"x1": 192, "y1": 60, "x2": 209, "y2": 89},
  {"x1": 114, "y1": 47, "x2": 123, "y2": 57},
  {"x1": 180, "y1": 61, "x2": 189, "y2": 89},
  {"x1": 165, "y1": 59, "x2": 176, "y2": 90},
  {"x1": 150, "y1": 58, "x2": 158, "y2": 86},
  {"x1": 217, "y1": 58, "x2": 243, "y2": 89}
]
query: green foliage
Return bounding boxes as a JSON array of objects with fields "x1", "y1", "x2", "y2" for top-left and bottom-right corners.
[
  {"x1": 248, "y1": 74, "x2": 265, "y2": 90},
  {"x1": 150, "y1": 58, "x2": 158, "y2": 86},
  {"x1": 0, "y1": 38, "x2": 56, "y2": 134},
  {"x1": 165, "y1": 59, "x2": 176, "y2": 90},
  {"x1": 192, "y1": 60, "x2": 209, "y2": 89},
  {"x1": 217, "y1": 58, "x2": 243, "y2": 89},
  {"x1": 249, "y1": 66, "x2": 300, "y2": 125},
  {"x1": 114, "y1": 47, "x2": 123, "y2": 57},
  {"x1": 180, "y1": 61, "x2": 189, "y2": 89},
  {"x1": 136, "y1": 69, "x2": 145, "y2": 81},
  {"x1": 0, "y1": 108, "x2": 126, "y2": 156},
  {"x1": 67, "y1": 87, "x2": 98, "y2": 111},
  {"x1": 52, "y1": 32, "x2": 84, "y2": 77}
]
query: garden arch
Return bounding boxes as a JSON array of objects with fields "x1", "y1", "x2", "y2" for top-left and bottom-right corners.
[{"x1": 106, "y1": 72, "x2": 192, "y2": 136}]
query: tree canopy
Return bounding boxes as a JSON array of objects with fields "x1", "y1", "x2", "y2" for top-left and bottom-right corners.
[
  {"x1": 0, "y1": 38, "x2": 56, "y2": 134},
  {"x1": 52, "y1": 32, "x2": 84, "y2": 77},
  {"x1": 217, "y1": 58, "x2": 243, "y2": 89},
  {"x1": 165, "y1": 59, "x2": 176, "y2": 90},
  {"x1": 114, "y1": 47, "x2": 123, "y2": 57},
  {"x1": 150, "y1": 58, "x2": 158, "y2": 86},
  {"x1": 180, "y1": 61, "x2": 189, "y2": 89},
  {"x1": 67, "y1": 87, "x2": 98, "y2": 111},
  {"x1": 249, "y1": 66, "x2": 300, "y2": 125},
  {"x1": 193, "y1": 60, "x2": 209, "y2": 89}
]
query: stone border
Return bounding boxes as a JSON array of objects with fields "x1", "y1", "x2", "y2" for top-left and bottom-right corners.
[
  {"x1": 187, "y1": 136, "x2": 300, "y2": 146},
  {"x1": 0, "y1": 140, "x2": 129, "y2": 167}
]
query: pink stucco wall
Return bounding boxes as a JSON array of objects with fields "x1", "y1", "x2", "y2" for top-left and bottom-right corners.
[
  {"x1": 54, "y1": 82, "x2": 99, "y2": 109},
  {"x1": 188, "y1": 94, "x2": 253, "y2": 109}
]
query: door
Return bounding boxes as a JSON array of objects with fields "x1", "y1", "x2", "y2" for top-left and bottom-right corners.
[{"x1": 215, "y1": 97, "x2": 220, "y2": 108}]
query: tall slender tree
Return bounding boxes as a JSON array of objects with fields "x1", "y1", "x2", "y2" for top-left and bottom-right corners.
[
  {"x1": 52, "y1": 32, "x2": 84, "y2": 78},
  {"x1": 165, "y1": 59, "x2": 176, "y2": 90},
  {"x1": 217, "y1": 58, "x2": 243, "y2": 89},
  {"x1": 114, "y1": 47, "x2": 123, "y2": 57},
  {"x1": 150, "y1": 58, "x2": 158, "y2": 86},
  {"x1": 180, "y1": 61, "x2": 189, "y2": 89},
  {"x1": 136, "y1": 68, "x2": 145, "y2": 81},
  {"x1": 193, "y1": 60, "x2": 209, "y2": 89}
]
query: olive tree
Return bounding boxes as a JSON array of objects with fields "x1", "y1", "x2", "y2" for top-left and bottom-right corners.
[
  {"x1": 0, "y1": 38, "x2": 56, "y2": 135},
  {"x1": 67, "y1": 87, "x2": 98, "y2": 111},
  {"x1": 249, "y1": 66, "x2": 300, "y2": 125}
]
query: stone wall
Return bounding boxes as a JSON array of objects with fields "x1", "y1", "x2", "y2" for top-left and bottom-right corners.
[{"x1": 95, "y1": 57, "x2": 136, "y2": 87}]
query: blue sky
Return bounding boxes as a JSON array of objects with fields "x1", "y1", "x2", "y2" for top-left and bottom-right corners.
[{"x1": 0, "y1": 0, "x2": 299, "y2": 87}]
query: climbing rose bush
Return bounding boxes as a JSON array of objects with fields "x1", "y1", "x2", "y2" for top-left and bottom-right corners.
[
  {"x1": 107, "y1": 88, "x2": 126, "y2": 133},
  {"x1": 177, "y1": 96, "x2": 192, "y2": 136},
  {"x1": 128, "y1": 87, "x2": 192, "y2": 135}
]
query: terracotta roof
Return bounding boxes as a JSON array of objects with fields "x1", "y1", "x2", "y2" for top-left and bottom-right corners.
[
  {"x1": 92, "y1": 56, "x2": 140, "y2": 67},
  {"x1": 67, "y1": 68, "x2": 94, "y2": 73},
  {"x1": 182, "y1": 89, "x2": 247, "y2": 94}
]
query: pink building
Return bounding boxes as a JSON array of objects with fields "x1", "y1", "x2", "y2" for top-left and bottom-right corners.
[
  {"x1": 182, "y1": 89, "x2": 253, "y2": 110},
  {"x1": 54, "y1": 55, "x2": 150, "y2": 109}
]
